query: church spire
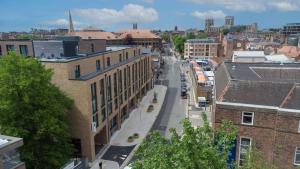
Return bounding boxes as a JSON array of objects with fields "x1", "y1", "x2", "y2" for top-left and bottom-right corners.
[{"x1": 68, "y1": 10, "x2": 74, "y2": 33}]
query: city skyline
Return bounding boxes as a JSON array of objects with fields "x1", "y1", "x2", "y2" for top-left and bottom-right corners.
[{"x1": 1, "y1": 0, "x2": 300, "y2": 32}]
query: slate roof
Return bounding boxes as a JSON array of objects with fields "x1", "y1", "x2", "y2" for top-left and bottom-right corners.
[{"x1": 216, "y1": 62, "x2": 300, "y2": 110}]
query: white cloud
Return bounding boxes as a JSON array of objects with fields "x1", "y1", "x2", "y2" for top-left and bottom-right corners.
[
  {"x1": 73, "y1": 4, "x2": 158, "y2": 24},
  {"x1": 185, "y1": 0, "x2": 300, "y2": 12},
  {"x1": 269, "y1": 2, "x2": 299, "y2": 11},
  {"x1": 191, "y1": 10, "x2": 225, "y2": 19}
]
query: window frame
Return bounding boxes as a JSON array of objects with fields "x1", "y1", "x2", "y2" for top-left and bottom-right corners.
[
  {"x1": 19, "y1": 45, "x2": 28, "y2": 56},
  {"x1": 294, "y1": 147, "x2": 300, "y2": 165},
  {"x1": 96, "y1": 60, "x2": 101, "y2": 71},
  {"x1": 75, "y1": 65, "x2": 81, "y2": 78},
  {"x1": 241, "y1": 111, "x2": 254, "y2": 125},
  {"x1": 298, "y1": 120, "x2": 300, "y2": 133},
  {"x1": 238, "y1": 137, "x2": 252, "y2": 166}
]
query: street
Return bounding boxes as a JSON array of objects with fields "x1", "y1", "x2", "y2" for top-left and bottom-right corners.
[{"x1": 151, "y1": 55, "x2": 188, "y2": 138}]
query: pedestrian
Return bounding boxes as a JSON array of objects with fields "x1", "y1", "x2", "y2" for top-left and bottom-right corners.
[{"x1": 99, "y1": 161, "x2": 102, "y2": 169}]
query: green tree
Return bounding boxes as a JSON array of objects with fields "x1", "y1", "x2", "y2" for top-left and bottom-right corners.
[
  {"x1": 223, "y1": 29, "x2": 230, "y2": 35},
  {"x1": 0, "y1": 52, "x2": 74, "y2": 169},
  {"x1": 237, "y1": 145, "x2": 278, "y2": 169},
  {"x1": 161, "y1": 33, "x2": 170, "y2": 42},
  {"x1": 172, "y1": 35, "x2": 186, "y2": 54},
  {"x1": 196, "y1": 32, "x2": 208, "y2": 39},
  {"x1": 131, "y1": 114, "x2": 238, "y2": 169},
  {"x1": 186, "y1": 32, "x2": 196, "y2": 39},
  {"x1": 16, "y1": 34, "x2": 39, "y2": 39}
]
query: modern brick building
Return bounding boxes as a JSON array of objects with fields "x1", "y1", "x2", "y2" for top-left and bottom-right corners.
[
  {"x1": 0, "y1": 135, "x2": 26, "y2": 169},
  {"x1": 0, "y1": 40, "x2": 34, "y2": 57},
  {"x1": 0, "y1": 37, "x2": 106, "y2": 58},
  {"x1": 184, "y1": 39, "x2": 219, "y2": 59},
  {"x1": 214, "y1": 62, "x2": 300, "y2": 168},
  {"x1": 41, "y1": 45, "x2": 153, "y2": 163}
]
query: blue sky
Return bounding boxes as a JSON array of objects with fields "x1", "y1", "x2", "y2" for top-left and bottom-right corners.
[{"x1": 0, "y1": 0, "x2": 300, "y2": 32}]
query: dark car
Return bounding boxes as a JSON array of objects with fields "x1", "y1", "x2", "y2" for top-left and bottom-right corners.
[
  {"x1": 180, "y1": 73, "x2": 185, "y2": 78},
  {"x1": 180, "y1": 77, "x2": 186, "y2": 82}
]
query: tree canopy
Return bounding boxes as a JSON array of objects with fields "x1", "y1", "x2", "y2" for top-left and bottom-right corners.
[
  {"x1": 0, "y1": 52, "x2": 74, "y2": 169},
  {"x1": 223, "y1": 29, "x2": 230, "y2": 35},
  {"x1": 131, "y1": 114, "x2": 238, "y2": 169},
  {"x1": 172, "y1": 35, "x2": 186, "y2": 54},
  {"x1": 16, "y1": 34, "x2": 40, "y2": 39},
  {"x1": 161, "y1": 33, "x2": 170, "y2": 42}
]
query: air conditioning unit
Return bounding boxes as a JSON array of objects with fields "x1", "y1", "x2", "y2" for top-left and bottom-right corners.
[{"x1": 92, "y1": 122, "x2": 97, "y2": 132}]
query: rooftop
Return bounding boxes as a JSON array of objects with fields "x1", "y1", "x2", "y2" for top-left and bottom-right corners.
[
  {"x1": 0, "y1": 135, "x2": 23, "y2": 150},
  {"x1": 40, "y1": 46, "x2": 131, "y2": 63},
  {"x1": 233, "y1": 51, "x2": 265, "y2": 57},
  {"x1": 215, "y1": 62, "x2": 300, "y2": 110},
  {"x1": 186, "y1": 39, "x2": 217, "y2": 44}
]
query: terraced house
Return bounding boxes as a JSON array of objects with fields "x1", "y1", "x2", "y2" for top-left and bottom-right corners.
[
  {"x1": 41, "y1": 42, "x2": 153, "y2": 162},
  {"x1": 215, "y1": 62, "x2": 300, "y2": 168}
]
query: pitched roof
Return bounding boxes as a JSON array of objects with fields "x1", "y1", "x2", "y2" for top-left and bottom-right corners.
[
  {"x1": 215, "y1": 62, "x2": 300, "y2": 109},
  {"x1": 278, "y1": 45, "x2": 300, "y2": 58},
  {"x1": 69, "y1": 31, "x2": 118, "y2": 40},
  {"x1": 117, "y1": 29, "x2": 161, "y2": 39}
]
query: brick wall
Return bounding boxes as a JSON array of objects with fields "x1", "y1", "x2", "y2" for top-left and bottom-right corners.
[{"x1": 215, "y1": 104, "x2": 300, "y2": 168}]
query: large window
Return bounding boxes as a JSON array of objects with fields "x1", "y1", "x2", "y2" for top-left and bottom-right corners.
[
  {"x1": 119, "y1": 70, "x2": 123, "y2": 105},
  {"x1": 107, "y1": 57, "x2": 111, "y2": 67},
  {"x1": 91, "y1": 83, "x2": 98, "y2": 113},
  {"x1": 107, "y1": 76, "x2": 112, "y2": 115},
  {"x1": 294, "y1": 147, "x2": 300, "y2": 165},
  {"x1": 19, "y1": 45, "x2": 28, "y2": 56},
  {"x1": 91, "y1": 82, "x2": 98, "y2": 128},
  {"x1": 124, "y1": 68, "x2": 127, "y2": 101},
  {"x1": 96, "y1": 60, "x2": 101, "y2": 71},
  {"x1": 239, "y1": 137, "x2": 251, "y2": 166},
  {"x1": 100, "y1": 79, "x2": 106, "y2": 122},
  {"x1": 298, "y1": 120, "x2": 300, "y2": 133},
  {"x1": 75, "y1": 65, "x2": 80, "y2": 78},
  {"x1": 91, "y1": 43, "x2": 95, "y2": 52},
  {"x1": 6, "y1": 45, "x2": 15, "y2": 52},
  {"x1": 241, "y1": 112, "x2": 254, "y2": 125},
  {"x1": 119, "y1": 54, "x2": 122, "y2": 62}
]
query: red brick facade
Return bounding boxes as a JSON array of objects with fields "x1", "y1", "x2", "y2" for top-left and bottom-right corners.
[{"x1": 214, "y1": 104, "x2": 300, "y2": 169}]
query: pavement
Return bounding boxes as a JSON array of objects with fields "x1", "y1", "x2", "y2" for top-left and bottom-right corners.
[{"x1": 90, "y1": 85, "x2": 167, "y2": 169}]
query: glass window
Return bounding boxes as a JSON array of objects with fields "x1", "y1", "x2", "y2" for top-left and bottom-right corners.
[
  {"x1": 6, "y1": 45, "x2": 15, "y2": 52},
  {"x1": 239, "y1": 137, "x2": 251, "y2": 166},
  {"x1": 107, "y1": 57, "x2": 111, "y2": 67},
  {"x1": 126, "y1": 52, "x2": 128, "y2": 59},
  {"x1": 75, "y1": 65, "x2": 80, "y2": 78},
  {"x1": 294, "y1": 147, "x2": 300, "y2": 165},
  {"x1": 19, "y1": 45, "x2": 28, "y2": 56},
  {"x1": 298, "y1": 120, "x2": 300, "y2": 133},
  {"x1": 96, "y1": 60, "x2": 101, "y2": 71},
  {"x1": 100, "y1": 79, "x2": 105, "y2": 107},
  {"x1": 119, "y1": 54, "x2": 122, "y2": 62},
  {"x1": 91, "y1": 83, "x2": 98, "y2": 113},
  {"x1": 91, "y1": 43, "x2": 95, "y2": 52},
  {"x1": 241, "y1": 112, "x2": 254, "y2": 125}
]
